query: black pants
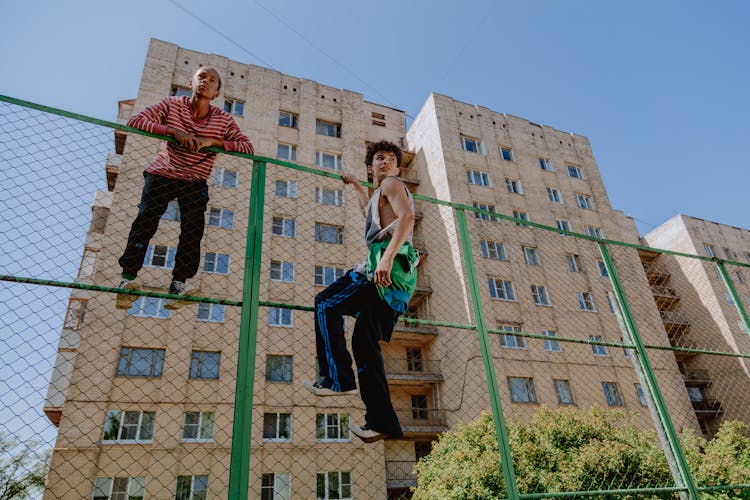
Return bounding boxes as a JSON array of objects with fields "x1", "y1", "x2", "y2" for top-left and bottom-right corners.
[
  {"x1": 119, "y1": 172, "x2": 209, "y2": 282},
  {"x1": 315, "y1": 270, "x2": 403, "y2": 437}
]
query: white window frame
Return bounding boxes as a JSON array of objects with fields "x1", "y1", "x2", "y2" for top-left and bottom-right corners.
[
  {"x1": 210, "y1": 167, "x2": 238, "y2": 188},
  {"x1": 590, "y1": 335, "x2": 609, "y2": 356},
  {"x1": 315, "y1": 187, "x2": 346, "y2": 207},
  {"x1": 316, "y1": 471, "x2": 352, "y2": 500},
  {"x1": 554, "y1": 379, "x2": 574, "y2": 405},
  {"x1": 197, "y1": 302, "x2": 225, "y2": 323},
  {"x1": 265, "y1": 354, "x2": 293, "y2": 382},
  {"x1": 182, "y1": 411, "x2": 215, "y2": 442},
  {"x1": 539, "y1": 158, "x2": 554, "y2": 171},
  {"x1": 597, "y1": 260, "x2": 609, "y2": 277},
  {"x1": 207, "y1": 207, "x2": 234, "y2": 229},
  {"x1": 489, "y1": 278, "x2": 516, "y2": 301},
  {"x1": 500, "y1": 147, "x2": 514, "y2": 161},
  {"x1": 586, "y1": 225, "x2": 604, "y2": 239},
  {"x1": 162, "y1": 200, "x2": 180, "y2": 221},
  {"x1": 315, "y1": 151, "x2": 343, "y2": 171},
  {"x1": 575, "y1": 193, "x2": 596, "y2": 210},
  {"x1": 314, "y1": 265, "x2": 346, "y2": 286},
  {"x1": 268, "y1": 307, "x2": 293, "y2": 327},
  {"x1": 189, "y1": 350, "x2": 221, "y2": 380},
  {"x1": 175, "y1": 475, "x2": 208, "y2": 500},
  {"x1": 279, "y1": 110, "x2": 298, "y2": 128},
  {"x1": 128, "y1": 296, "x2": 171, "y2": 319},
  {"x1": 547, "y1": 187, "x2": 563, "y2": 204},
  {"x1": 578, "y1": 291, "x2": 597, "y2": 312},
  {"x1": 315, "y1": 223, "x2": 344, "y2": 244},
  {"x1": 531, "y1": 285, "x2": 551, "y2": 306},
  {"x1": 270, "y1": 260, "x2": 295, "y2": 283},
  {"x1": 602, "y1": 382, "x2": 624, "y2": 406},
  {"x1": 116, "y1": 347, "x2": 164, "y2": 377},
  {"x1": 567, "y1": 165, "x2": 584, "y2": 179},
  {"x1": 508, "y1": 377, "x2": 537, "y2": 403},
  {"x1": 316, "y1": 119, "x2": 341, "y2": 138},
  {"x1": 505, "y1": 177, "x2": 524, "y2": 195},
  {"x1": 275, "y1": 180, "x2": 298, "y2": 199},
  {"x1": 93, "y1": 476, "x2": 145, "y2": 500},
  {"x1": 102, "y1": 410, "x2": 155, "y2": 443},
  {"x1": 635, "y1": 383, "x2": 648, "y2": 407},
  {"x1": 203, "y1": 252, "x2": 230, "y2": 274},
  {"x1": 262, "y1": 413, "x2": 292, "y2": 441},
  {"x1": 460, "y1": 135, "x2": 482, "y2": 154},
  {"x1": 262, "y1": 472, "x2": 292, "y2": 499},
  {"x1": 513, "y1": 210, "x2": 529, "y2": 226},
  {"x1": 467, "y1": 169, "x2": 491, "y2": 186},
  {"x1": 481, "y1": 240, "x2": 506, "y2": 260},
  {"x1": 498, "y1": 324, "x2": 526, "y2": 349},
  {"x1": 474, "y1": 202, "x2": 500, "y2": 222},
  {"x1": 556, "y1": 220, "x2": 572, "y2": 233},
  {"x1": 542, "y1": 330, "x2": 562, "y2": 352},
  {"x1": 277, "y1": 142, "x2": 297, "y2": 162},
  {"x1": 523, "y1": 246, "x2": 540, "y2": 266},
  {"x1": 567, "y1": 254, "x2": 582, "y2": 273},
  {"x1": 272, "y1": 217, "x2": 296, "y2": 237},
  {"x1": 143, "y1": 244, "x2": 176, "y2": 269},
  {"x1": 316, "y1": 413, "x2": 351, "y2": 442},
  {"x1": 223, "y1": 98, "x2": 244, "y2": 116}
]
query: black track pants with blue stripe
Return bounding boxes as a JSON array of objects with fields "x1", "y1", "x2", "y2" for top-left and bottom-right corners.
[{"x1": 314, "y1": 270, "x2": 403, "y2": 437}]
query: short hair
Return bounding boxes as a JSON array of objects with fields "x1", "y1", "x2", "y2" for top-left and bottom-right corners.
[
  {"x1": 197, "y1": 66, "x2": 222, "y2": 91},
  {"x1": 364, "y1": 140, "x2": 402, "y2": 168}
]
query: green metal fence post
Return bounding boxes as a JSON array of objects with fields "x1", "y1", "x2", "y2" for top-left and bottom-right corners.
[
  {"x1": 228, "y1": 160, "x2": 266, "y2": 499},
  {"x1": 598, "y1": 242, "x2": 700, "y2": 500},
  {"x1": 715, "y1": 260, "x2": 750, "y2": 335},
  {"x1": 455, "y1": 208, "x2": 520, "y2": 500}
]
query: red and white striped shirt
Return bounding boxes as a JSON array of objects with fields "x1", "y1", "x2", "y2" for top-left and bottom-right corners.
[{"x1": 127, "y1": 96, "x2": 254, "y2": 181}]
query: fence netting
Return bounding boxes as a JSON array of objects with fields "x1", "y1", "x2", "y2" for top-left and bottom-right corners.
[{"x1": 1, "y1": 96, "x2": 749, "y2": 500}]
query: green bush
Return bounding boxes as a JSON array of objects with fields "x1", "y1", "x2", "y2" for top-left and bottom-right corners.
[{"x1": 412, "y1": 408, "x2": 750, "y2": 500}]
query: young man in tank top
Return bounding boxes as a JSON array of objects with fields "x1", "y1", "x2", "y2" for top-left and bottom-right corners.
[{"x1": 303, "y1": 140, "x2": 417, "y2": 442}]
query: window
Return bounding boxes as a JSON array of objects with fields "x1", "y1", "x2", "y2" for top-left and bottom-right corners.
[
  {"x1": 523, "y1": 246, "x2": 540, "y2": 266},
  {"x1": 508, "y1": 377, "x2": 537, "y2": 403},
  {"x1": 170, "y1": 86, "x2": 191, "y2": 97},
  {"x1": 467, "y1": 170, "x2": 491, "y2": 186},
  {"x1": 481, "y1": 240, "x2": 506, "y2": 260},
  {"x1": 726, "y1": 293, "x2": 735, "y2": 305},
  {"x1": 277, "y1": 143, "x2": 297, "y2": 161},
  {"x1": 606, "y1": 293, "x2": 618, "y2": 314},
  {"x1": 64, "y1": 298, "x2": 87, "y2": 330},
  {"x1": 411, "y1": 395, "x2": 429, "y2": 419},
  {"x1": 635, "y1": 384, "x2": 648, "y2": 407},
  {"x1": 315, "y1": 151, "x2": 343, "y2": 171},
  {"x1": 128, "y1": 297, "x2": 171, "y2": 319},
  {"x1": 498, "y1": 324, "x2": 526, "y2": 349},
  {"x1": 505, "y1": 177, "x2": 523, "y2": 194},
  {"x1": 207, "y1": 207, "x2": 234, "y2": 229},
  {"x1": 316, "y1": 119, "x2": 341, "y2": 138},
  {"x1": 262, "y1": 473, "x2": 291, "y2": 500},
  {"x1": 223, "y1": 98, "x2": 244, "y2": 116},
  {"x1": 460, "y1": 135, "x2": 481, "y2": 153},
  {"x1": 272, "y1": 217, "x2": 296, "y2": 237},
  {"x1": 531, "y1": 285, "x2": 551, "y2": 306},
  {"x1": 547, "y1": 187, "x2": 563, "y2": 204},
  {"x1": 575, "y1": 193, "x2": 596, "y2": 210},
  {"x1": 567, "y1": 254, "x2": 582, "y2": 273},
  {"x1": 585, "y1": 225, "x2": 604, "y2": 239},
  {"x1": 724, "y1": 247, "x2": 736, "y2": 260},
  {"x1": 735, "y1": 271, "x2": 744, "y2": 284},
  {"x1": 190, "y1": 351, "x2": 220, "y2": 379},
  {"x1": 279, "y1": 111, "x2": 298, "y2": 128},
  {"x1": 489, "y1": 278, "x2": 516, "y2": 301},
  {"x1": 704, "y1": 244, "x2": 716, "y2": 257},
  {"x1": 315, "y1": 223, "x2": 344, "y2": 244},
  {"x1": 316, "y1": 413, "x2": 350, "y2": 441},
  {"x1": 266, "y1": 355, "x2": 293, "y2": 382},
  {"x1": 78, "y1": 248, "x2": 99, "y2": 281},
  {"x1": 197, "y1": 302, "x2": 225, "y2": 322},
  {"x1": 175, "y1": 475, "x2": 208, "y2": 500},
  {"x1": 590, "y1": 335, "x2": 608, "y2": 356},
  {"x1": 556, "y1": 220, "x2": 571, "y2": 233},
  {"x1": 263, "y1": 413, "x2": 291, "y2": 441},
  {"x1": 578, "y1": 292, "x2": 597, "y2": 311},
  {"x1": 314, "y1": 265, "x2": 345, "y2": 286},
  {"x1": 144, "y1": 244, "x2": 176, "y2": 269},
  {"x1": 539, "y1": 158, "x2": 554, "y2": 171},
  {"x1": 268, "y1": 307, "x2": 293, "y2": 327},
  {"x1": 500, "y1": 147, "x2": 513, "y2": 161},
  {"x1": 474, "y1": 202, "x2": 500, "y2": 221},
  {"x1": 93, "y1": 477, "x2": 145, "y2": 500},
  {"x1": 270, "y1": 261, "x2": 295, "y2": 282},
  {"x1": 315, "y1": 187, "x2": 345, "y2": 207},
  {"x1": 275, "y1": 180, "x2": 298, "y2": 199},
  {"x1": 162, "y1": 200, "x2": 180, "y2": 221},
  {"x1": 687, "y1": 386, "x2": 704, "y2": 402},
  {"x1": 602, "y1": 382, "x2": 624, "y2": 406},
  {"x1": 316, "y1": 471, "x2": 351, "y2": 500},
  {"x1": 203, "y1": 252, "x2": 230, "y2": 274},
  {"x1": 182, "y1": 411, "x2": 215, "y2": 441},
  {"x1": 513, "y1": 210, "x2": 529, "y2": 226},
  {"x1": 210, "y1": 167, "x2": 237, "y2": 188},
  {"x1": 406, "y1": 348, "x2": 423, "y2": 372},
  {"x1": 103, "y1": 410, "x2": 155, "y2": 443},
  {"x1": 116, "y1": 347, "x2": 164, "y2": 378},
  {"x1": 597, "y1": 260, "x2": 609, "y2": 277},
  {"x1": 542, "y1": 330, "x2": 561, "y2": 352},
  {"x1": 567, "y1": 165, "x2": 584, "y2": 179},
  {"x1": 554, "y1": 379, "x2": 574, "y2": 405}
]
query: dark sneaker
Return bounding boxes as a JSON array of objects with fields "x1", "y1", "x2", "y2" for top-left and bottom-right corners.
[
  {"x1": 115, "y1": 279, "x2": 141, "y2": 310},
  {"x1": 302, "y1": 380, "x2": 357, "y2": 397},
  {"x1": 349, "y1": 422, "x2": 387, "y2": 443},
  {"x1": 164, "y1": 281, "x2": 199, "y2": 310}
]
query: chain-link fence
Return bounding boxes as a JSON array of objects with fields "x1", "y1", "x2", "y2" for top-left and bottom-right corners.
[{"x1": 1, "y1": 95, "x2": 749, "y2": 499}]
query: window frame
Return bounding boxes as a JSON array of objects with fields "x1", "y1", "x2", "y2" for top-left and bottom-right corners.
[
  {"x1": 547, "y1": 187, "x2": 563, "y2": 204},
  {"x1": 578, "y1": 291, "x2": 598, "y2": 312},
  {"x1": 265, "y1": 354, "x2": 293, "y2": 383},
  {"x1": 315, "y1": 222, "x2": 344, "y2": 245},
  {"x1": 197, "y1": 302, "x2": 225, "y2": 323},
  {"x1": 508, "y1": 376, "x2": 537, "y2": 404},
  {"x1": 262, "y1": 412, "x2": 292, "y2": 441},
  {"x1": 531, "y1": 284, "x2": 551, "y2": 306},
  {"x1": 223, "y1": 98, "x2": 244, "y2": 116},
  {"x1": 315, "y1": 413, "x2": 351, "y2": 442},
  {"x1": 275, "y1": 180, "x2": 298, "y2": 199},
  {"x1": 116, "y1": 347, "x2": 165, "y2": 378},
  {"x1": 279, "y1": 110, "x2": 298, "y2": 129},
  {"x1": 315, "y1": 187, "x2": 346, "y2": 207},
  {"x1": 102, "y1": 410, "x2": 155, "y2": 444},
  {"x1": 270, "y1": 260, "x2": 295, "y2": 283},
  {"x1": 189, "y1": 350, "x2": 221, "y2": 380},
  {"x1": 481, "y1": 240, "x2": 507, "y2": 261},
  {"x1": 207, "y1": 207, "x2": 234, "y2": 229},
  {"x1": 460, "y1": 135, "x2": 482, "y2": 154},
  {"x1": 489, "y1": 278, "x2": 517, "y2": 301},
  {"x1": 271, "y1": 217, "x2": 296, "y2": 238},
  {"x1": 467, "y1": 169, "x2": 491, "y2": 187},
  {"x1": 505, "y1": 177, "x2": 524, "y2": 195},
  {"x1": 602, "y1": 381, "x2": 624, "y2": 406},
  {"x1": 315, "y1": 119, "x2": 342, "y2": 138},
  {"x1": 175, "y1": 475, "x2": 209, "y2": 500},
  {"x1": 268, "y1": 307, "x2": 293, "y2": 327},
  {"x1": 277, "y1": 142, "x2": 298, "y2": 162},
  {"x1": 203, "y1": 252, "x2": 230, "y2": 275},
  {"x1": 498, "y1": 324, "x2": 526, "y2": 349},
  {"x1": 554, "y1": 379, "x2": 575, "y2": 405},
  {"x1": 542, "y1": 330, "x2": 562, "y2": 352},
  {"x1": 182, "y1": 411, "x2": 215, "y2": 442},
  {"x1": 314, "y1": 265, "x2": 346, "y2": 286}
]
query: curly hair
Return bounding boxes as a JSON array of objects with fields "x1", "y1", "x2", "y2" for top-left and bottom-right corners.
[{"x1": 364, "y1": 140, "x2": 402, "y2": 168}]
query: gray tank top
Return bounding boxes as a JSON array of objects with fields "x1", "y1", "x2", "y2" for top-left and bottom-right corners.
[{"x1": 363, "y1": 177, "x2": 415, "y2": 246}]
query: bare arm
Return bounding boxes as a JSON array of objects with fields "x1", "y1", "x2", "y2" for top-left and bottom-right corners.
[
  {"x1": 342, "y1": 173, "x2": 370, "y2": 217},
  {"x1": 373, "y1": 177, "x2": 415, "y2": 287}
]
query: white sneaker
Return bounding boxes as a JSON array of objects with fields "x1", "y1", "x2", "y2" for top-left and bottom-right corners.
[
  {"x1": 164, "y1": 281, "x2": 199, "y2": 310},
  {"x1": 115, "y1": 279, "x2": 141, "y2": 310},
  {"x1": 349, "y1": 422, "x2": 387, "y2": 443},
  {"x1": 302, "y1": 380, "x2": 357, "y2": 397}
]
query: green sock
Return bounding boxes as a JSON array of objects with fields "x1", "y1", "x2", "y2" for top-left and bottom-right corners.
[{"x1": 121, "y1": 273, "x2": 136, "y2": 281}]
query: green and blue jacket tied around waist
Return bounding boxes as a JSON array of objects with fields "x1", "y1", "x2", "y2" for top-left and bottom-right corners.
[{"x1": 365, "y1": 238, "x2": 420, "y2": 314}]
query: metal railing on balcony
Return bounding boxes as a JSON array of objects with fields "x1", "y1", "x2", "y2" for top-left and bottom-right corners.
[
  {"x1": 682, "y1": 369, "x2": 712, "y2": 386},
  {"x1": 385, "y1": 461, "x2": 418, "y2": 485},
  {"x1": 651, "y1": 285, "x2": 681, "y2": 310},
  {"x1": 395, "y1": 408, "x2": 448, "y2": 428},
  {"x1": 384, "y1": 357, "x2": 442, "y2": 380},
  {"x1": 691, "y1": 399, "x2": 723, "y2": 416},
  {"x1": 642, "y1": 261, "x2": 671, "y2": 286}
]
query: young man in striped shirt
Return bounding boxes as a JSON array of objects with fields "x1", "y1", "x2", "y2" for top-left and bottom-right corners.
[{"x1": 116, "y1": 66, "x2": 254, "y2": 310}]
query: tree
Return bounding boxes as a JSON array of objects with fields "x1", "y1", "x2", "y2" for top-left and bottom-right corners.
[
  {"x1": 0, "y1": 432, "x2": 50, "y2": 500},
  {"x1": 413, "y1": 407, "x2": 750, "y2": 500}
]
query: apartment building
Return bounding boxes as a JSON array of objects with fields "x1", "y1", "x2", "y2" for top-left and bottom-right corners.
[
  {"x1": 640, "y1": 214, "x2": 750, "y2": 437},
  {"x1": 43, "y1": 39, "x2": 702, "y2": 499}
]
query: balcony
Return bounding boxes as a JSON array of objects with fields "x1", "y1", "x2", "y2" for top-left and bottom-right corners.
[
  {"x1": 691, "y1": 399, "x2": 723, "y2": 418},
  {"x1": 659, "y1": 310, "x2": 690, "y2": 336},
  {"x1": 650, "y1": 285, "x2": 680, "y2": 311},
  {"x1": 641, "y1": 261, "x2": 671, "y2": 286},
  {"x1": 105, "y1": 151, "x2": 122, "y2": 191},
  {"x1": 396, "y1": 409, "x2": 448, "y2": 436},
  {"x1": 400, "y1": 166, "x2": 420, "y2": 186},
  {"x1": 386, "y1": 461, "x2": 418, "y2": 490},
  {"x1": 667, "y1": 332, "x2": 699, "y2": 360},
  {"x1": 392, "y1": 314, "x2": 438, "y2": 344},
  {"x1": 682, "y1": 369, "x2": 712, "y2": 387},
  {"x1": 384, "y1": 357, "x2": 443, "y2": 385}
]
